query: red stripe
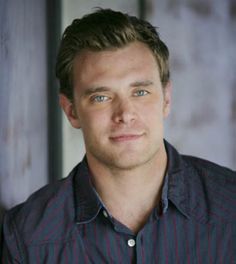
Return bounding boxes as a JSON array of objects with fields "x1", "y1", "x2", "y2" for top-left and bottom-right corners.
[
  {"x1": 163, "y1": 215, "x2": 169, "y2": 264},
  {"x1": 142, "y1": 236, "x2": 145, "y2": 263},
  {"x1": 94, "y1": 220, "x2": 99, "y2": 254},
  {"x1": 183, "y1": 221, "x2": 190, "y2": 264},
  {"x1": 93, "y1": 219, "x2": 97, "y2": 241},
  {"x1": 115, "y1": 232, "x2": 122, "y2": 264},
  {"x1": 207, "y1": 224, "x2": 213, "y2": 264},
  {"x1": 173, "y1": 215, "x2": 179, "y2": 264},
  {"x1": 105, "y1": 228, "x2": 112, "y2": 262},
  {"x1": 229, "y1": 224, "x2": 234, "y2": 264},
  {"x1": 153, "y1": 221, "x2": 158, "y2": 263},
  {"x1": 195, "y1": 223, "x2": 202, "y2": 264},
  {"x1": 83, "y1": 225, "x2": 89, "y2": 264},
  {"x1": 36, "y1": 246, "x2": 40, "y2": 264},
  {"x1": 64, "y1": 242, "x2": 69, "y2": 264},
  {"x1": 216, "y1": 225, "x2": 223, "y2": 264},
  {"x1": 72, "y1": 233, "x2": 79, "y2": 263}
]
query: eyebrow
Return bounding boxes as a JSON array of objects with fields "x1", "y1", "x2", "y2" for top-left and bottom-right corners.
[
  {"x1": 82, "y1": 87, "x2": 110, "y2": 97},
  {"x1": 130, "y1": 80, "x2": 153, "y2": 87}
]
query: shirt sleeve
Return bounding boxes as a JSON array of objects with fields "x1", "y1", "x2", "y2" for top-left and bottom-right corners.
[{"x1": 1, "y1": 212, "x2": 22, "y2": 264}]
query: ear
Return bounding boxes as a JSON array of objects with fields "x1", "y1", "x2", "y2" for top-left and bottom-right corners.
[
  {"x1": 162, "y1": 81, "x2": 172, "y2": 118},
  {"x1": 59, "y1": 94, "x2": 81, "y2": 129}
]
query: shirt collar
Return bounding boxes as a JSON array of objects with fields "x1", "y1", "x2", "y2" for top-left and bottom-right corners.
[
  {"x1": 164, "y1": 140, "x2": 191, "y2": 219},
  {"x1": 73, "y1": 140, "x2": 192, "y2": 224},
  {"x1": 73, "y1": 157, "x2": 103, "y2": 224}
]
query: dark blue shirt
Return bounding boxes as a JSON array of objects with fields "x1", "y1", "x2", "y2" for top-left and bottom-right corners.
[{"x1": 1, "y1": 141, "x2": 236, "y2": 263}]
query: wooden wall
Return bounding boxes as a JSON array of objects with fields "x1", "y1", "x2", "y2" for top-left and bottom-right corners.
[
  {"x1": 0, "y1": 0, "x2": 48, "y2": 217},
  {"x1": 149, "y1": 0, "x2": 236, "y2": 169}
]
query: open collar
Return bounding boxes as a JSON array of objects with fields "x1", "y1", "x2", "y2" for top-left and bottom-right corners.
[{"x1": 73, "y1": 141, "x2": 195, "y2": 224}]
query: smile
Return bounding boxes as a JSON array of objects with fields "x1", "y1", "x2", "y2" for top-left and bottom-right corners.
[{"x1": 109, "y1": 134, "x2": 143, "y2": 143}]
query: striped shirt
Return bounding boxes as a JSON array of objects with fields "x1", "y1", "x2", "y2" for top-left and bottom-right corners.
[{"x1": 1, "y1": 141, "x2": 236, "y2": 263}]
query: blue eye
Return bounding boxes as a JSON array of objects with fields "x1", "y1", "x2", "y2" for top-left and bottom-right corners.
[
  {"x1": 92, "y1": 95, "x2": 109, "y2": 102},
  {"x1": 134, "y1": 90, "x2": 149, "y2": 97}
]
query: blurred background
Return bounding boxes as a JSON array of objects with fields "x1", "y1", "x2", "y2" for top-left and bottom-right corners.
[{"x1": 1, "y1": 0, "x2": 236, "y2": 224}]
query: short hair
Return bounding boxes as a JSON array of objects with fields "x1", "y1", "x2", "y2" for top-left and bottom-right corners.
[{"x1": 56, "y1": 8, "x2": 170, "y2": 100}]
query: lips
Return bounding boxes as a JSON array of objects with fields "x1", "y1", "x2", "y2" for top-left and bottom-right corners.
[{"x1": 109, "y1": 134, "x2": 143, "y2": 142}]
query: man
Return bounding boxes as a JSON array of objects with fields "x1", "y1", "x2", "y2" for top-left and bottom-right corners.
[{"x1": 1, "y1": 9, "x2": 236, "y2": 263}]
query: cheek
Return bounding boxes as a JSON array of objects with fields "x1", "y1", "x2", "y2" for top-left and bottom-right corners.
[
  {"x1": 80, "y1": 109, "x2": 110, "y2": 131},
  {"x1": 140, "y1": 102, "x2": 164, "y2": 122}
]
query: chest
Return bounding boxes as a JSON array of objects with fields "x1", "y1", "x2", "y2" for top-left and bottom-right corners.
[{"x1": 23, "y1": 209, "x2": 236, "y2": 264}]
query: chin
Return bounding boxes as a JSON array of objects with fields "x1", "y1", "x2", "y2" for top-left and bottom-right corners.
[
  {"x1": 110, "y1": 160, "x2": 142, "y2": 171},
  {"x1": 104, "y1": 153, "x2": 155, "y2": 171},
  {"x1": 87, "y1": 139, "x2": 163, "y2": 170}
]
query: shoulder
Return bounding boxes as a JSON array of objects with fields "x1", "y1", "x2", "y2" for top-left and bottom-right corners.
[
  {"x1": 183, "y1": 154, "x2": 236, "y2": 182},
  {"x1": 3, "y1": 165, "x2": 79, "y2": 246},
  {"x1": 181, "y1": 155, "x2": 236, "y2": 223},
  {"x1": 7, "y1": 170, "x2": 74, "y2": 223}
]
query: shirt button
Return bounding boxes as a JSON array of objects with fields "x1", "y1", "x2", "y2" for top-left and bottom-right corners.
[
  {"x1": 127, "y1": 239, "x2": 136, "y2": 247},
  {"x1": 103, "y1": 210, "x2": 108, "y2": 218}
]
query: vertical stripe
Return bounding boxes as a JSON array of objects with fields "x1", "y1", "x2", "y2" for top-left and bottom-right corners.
[
  {"x1": 195, "y1": 223, "x2": 202, "y2": 264},
  {"x1": 115, "y1": 232, "x2": 122, "y2": 264},
  {"x1": 128, "y1": 243, "x2": 133, "y2": 263},
  {"x1": 229, "y1": 225, "x2": 234, "y2": 264},
  {"x1": 94, "y1": 220, "x2": 100, "y2": 257},
  {"x1": 73, "y1": 232, "x2": 80, "y2": 264},
  {"x1": 104, "y1": 226, "x2": 112, "y2": 262},
  {"x1": 85, "y1": 253, "x2": 89, "y2": 264},
  {"x1": 141, "y1": 235, "x2": 145, "y2": 264},
  {"x1": 162, "y1": 215, "x2": 169, "y2": 264},
  {"x1": 207, "y1": 224, "x2": 213, "y2": 264},
  {"x1": 52, "y1": 240, "x2": 57, "y2": 262},
  {"x1": 64, "y1": 244, "x2": 69, "y2": 264},
  {"x1": 93, "y1": 218, "x2": 97, "y2": 241},
  {"x1": 172, "y1": 214, "x2": 179, "y2": 264},
  {"x1": 183, "y1": 221, "x2": 190, "y2": 264},
  {"x1": 153, "y1": 221, "x2": 158, "y2": 263},
  {"x1": 36, "y1": 246, "x2": 40, "y2": 264},
  {"x1": 83, "y1": 225, "x2": 89, "y2": 264},
  {"x1": 216, "y1": 225, "x2": 223, "y2": 264}
]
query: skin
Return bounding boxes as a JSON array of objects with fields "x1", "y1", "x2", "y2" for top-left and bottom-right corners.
[{"x1": 60, "y1": 41, "x2": 171, "y2": 233}]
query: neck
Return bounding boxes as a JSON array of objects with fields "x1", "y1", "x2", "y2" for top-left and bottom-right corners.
[{"x1": 86, "y1": 142, "x2": 168, "y2": 233}]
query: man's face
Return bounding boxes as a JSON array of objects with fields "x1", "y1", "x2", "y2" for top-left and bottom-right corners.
[{"x1": 60, "y1": 41, "x2": 171, "y2": 170}]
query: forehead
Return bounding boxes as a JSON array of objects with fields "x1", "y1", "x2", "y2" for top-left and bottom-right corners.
[{"x1": 72, "y1": 41, "x2": 160, "y2": 86}]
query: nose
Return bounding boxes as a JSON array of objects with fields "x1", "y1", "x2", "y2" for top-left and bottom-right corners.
[{"x1": 112, "y1": 97, "x2": 137, "y2": 124}]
